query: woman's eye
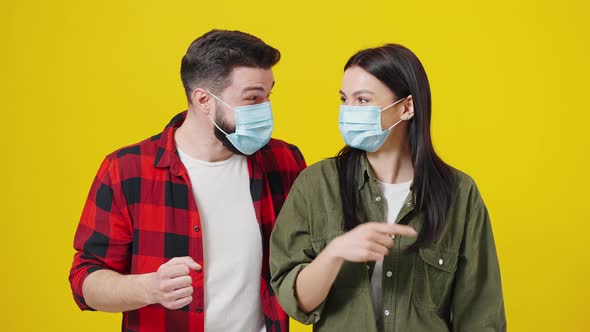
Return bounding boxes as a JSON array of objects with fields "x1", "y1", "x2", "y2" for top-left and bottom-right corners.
[
  {"x1": 358, "y1": 97, "x2": 369, "y2": 103},
  {"x1": 340, "y1": 96, "x2": 347, "y2": 103}
]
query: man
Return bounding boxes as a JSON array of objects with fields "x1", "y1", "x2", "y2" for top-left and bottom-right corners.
[{"x1": 69, "y1": 29, "x2": 305, "y2": 332}]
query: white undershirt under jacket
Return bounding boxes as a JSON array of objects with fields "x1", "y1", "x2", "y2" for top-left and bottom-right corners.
[
  {"x1": 371, "y1": 180, "x2": 412, "y2": 321},
  {"x1": 178, "y1": 148, "x2": 265, "y2": 332}
]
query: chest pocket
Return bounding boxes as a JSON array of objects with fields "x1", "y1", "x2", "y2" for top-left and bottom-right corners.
[
  {"x1": 412, "y1": 247, "x2": 459, "y2": 311},
  {"x1": 311, "y1": 232, "x2": 369, "y2": 294}
]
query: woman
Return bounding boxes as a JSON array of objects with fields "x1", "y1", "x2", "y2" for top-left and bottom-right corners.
[{"x1": 270, "y1": 44, "x2": 506, "y2": 331}]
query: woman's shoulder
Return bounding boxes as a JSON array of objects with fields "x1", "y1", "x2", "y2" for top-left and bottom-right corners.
[
  {"x1": 451, "y1": 167, "x2": 476, "y2": 188},
  {"x1": 449, "y1": 166, "x2": 486, "y2": 206},
  {"x1": 297, "y1": 158, "x2": 338, "y2": 181},
  {"x1": 291, "y1": 158, "x2": 339, "y2": 192}
]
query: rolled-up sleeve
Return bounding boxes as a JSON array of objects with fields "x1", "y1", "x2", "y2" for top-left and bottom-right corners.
[
  {"x1": 270, "y1": 176, "x2": 325, "y2": 324},
  {"x1": 452, "y1": 197, "x2": 506, "y2": 331},
  {"x1": 68, "y1": 156, "x2": 132, "y2": 310}
]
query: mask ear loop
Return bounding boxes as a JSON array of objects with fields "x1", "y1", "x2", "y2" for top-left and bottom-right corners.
[
  {"x1": 206, "y1": 89, "x2": 235, "y2": 110},
  {"x1": 379, "y1": 97, "x2": 407, "y2": 131},
  {"x1": 205, "y1": 89, "x2": 232, "y2": 136},
  {"x1": 379, "y1": 97, "x2": 406, "y2": 113},
  {"x1": 206, "y1": 114, "x2": 229, "y2": 136},
  {"x1": 385, "y1": 118, "x2": 404, "y2": 131}
]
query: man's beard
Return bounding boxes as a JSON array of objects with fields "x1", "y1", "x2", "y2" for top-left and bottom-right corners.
[{"x1": 213, "y1": 101, "x2": 244, "y2": 155}]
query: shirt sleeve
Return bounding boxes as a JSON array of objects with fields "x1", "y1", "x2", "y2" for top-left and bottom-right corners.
[
  {"x1": 68, "y1": 156, "x2": 133, "y2": 310},
  {"x1": 452, "y1": 198, "x2": 507, "y2": 331},
  {"x1": 270, "y1": 176, "x2": 326, "y2": 325}
]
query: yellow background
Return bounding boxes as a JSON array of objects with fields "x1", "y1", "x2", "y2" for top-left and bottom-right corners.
[{"x1": 2, "y1": 0, "x2": 589, "y2": 330}]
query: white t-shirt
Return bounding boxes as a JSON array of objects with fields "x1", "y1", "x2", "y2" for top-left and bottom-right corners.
[
  {"x1": 371, "y1": 180, "x2": 412, "y2": 321},
  {"x1": 177, "y1": 148, "x2": 265, "y2": 332}
]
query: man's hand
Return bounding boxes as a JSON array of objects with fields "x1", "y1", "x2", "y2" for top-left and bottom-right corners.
[{"x1": 145, "y1": 256, "x2": 202, "y2": 309}]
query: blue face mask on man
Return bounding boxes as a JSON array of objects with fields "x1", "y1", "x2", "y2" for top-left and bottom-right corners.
[
  {"x1": 338, "y1": 97, "x2": 407, "y2": 152},
  {"x1": 206, "y1": 90, "x2": 273, "y2": 155}
]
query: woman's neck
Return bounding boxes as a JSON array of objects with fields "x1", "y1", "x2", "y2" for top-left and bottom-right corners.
[{"x1": 366, "y1": 132, "x2": 414, "y2": 184}]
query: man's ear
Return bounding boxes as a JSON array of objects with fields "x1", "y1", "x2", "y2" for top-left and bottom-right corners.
[
  {"x1": 192, "y1": 88, "x2": 212, "y2": 115},
  {"x1": 401, "y1": 95, "x2": 415, "y2": 121}
]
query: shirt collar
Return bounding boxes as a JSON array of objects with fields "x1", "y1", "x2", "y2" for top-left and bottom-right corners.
[
  {"x1": 154, "y1": 111, "x2": 187, "y2": 169},
  {"x1": 357, "y1": 152, "x2": 376, "y2": 190},
  {"x1": 357, "y1": 151, "x2": 415, "y2": 209}
]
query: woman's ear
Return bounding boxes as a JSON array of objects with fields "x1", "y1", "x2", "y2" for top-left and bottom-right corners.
[{"x1": 401, "y1": 95, "x2": 414, "y2": 121}]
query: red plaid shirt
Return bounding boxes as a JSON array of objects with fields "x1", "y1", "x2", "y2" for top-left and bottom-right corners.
[{"x1": 69, "y1": 111, "x2": 306, "y2": 332}]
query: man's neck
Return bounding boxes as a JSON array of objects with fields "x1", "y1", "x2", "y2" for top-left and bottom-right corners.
[{"x1": 174, "y1": 108, "x2": 233, "y2": 162}]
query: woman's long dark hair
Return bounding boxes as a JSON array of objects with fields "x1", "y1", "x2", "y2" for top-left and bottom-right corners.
[{"x1": 336, "y1": 44, "x2": 455, "y2": 251}]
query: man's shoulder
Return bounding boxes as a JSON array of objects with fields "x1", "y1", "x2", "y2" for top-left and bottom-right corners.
[
  {"x1": 100, "y1": 133, "x2": 163, "y2": 177},
  {"x1": 105, "y1": 133, "x2": 161, "y2": 160},
  {"x1": 264, "y1": 138, "x2": 303, "y2": 156},
  {"x1": 258, "y1": 138, "x2": 305, "y2": 170}
]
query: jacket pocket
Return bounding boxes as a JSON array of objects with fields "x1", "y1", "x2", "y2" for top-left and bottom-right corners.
[{"x1": 412, "y1": 247, "x2": 458, "y2": 311}]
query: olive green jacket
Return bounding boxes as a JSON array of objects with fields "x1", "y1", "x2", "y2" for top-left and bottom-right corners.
[{"x1": 270, "y1": 155, "x2": 506, "y2": 332}]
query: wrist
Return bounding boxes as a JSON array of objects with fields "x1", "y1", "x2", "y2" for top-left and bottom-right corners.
[
  {"x1": 137, "y1": 272, "x2": 158, "y2": 306},
  {"x1": 324, "y1": 238, "x2": 345, "y2": 264}
]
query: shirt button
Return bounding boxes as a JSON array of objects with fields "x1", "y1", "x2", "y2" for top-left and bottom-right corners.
[
  {"x1": 194, "y1": 226, "x2": 200, "y2": 232},
  {"x1": 439, "y1": 259, "x2": 444, "y2": 265},
  {"x1": 384, "y1": 309, "x2": 390, "y2": 316},
  {"x1": 375, "y1": 196, "x2": 382, "y2": 202},
  {"x1": 386, "y1": 271, "x2": 393, "y2": 277}
]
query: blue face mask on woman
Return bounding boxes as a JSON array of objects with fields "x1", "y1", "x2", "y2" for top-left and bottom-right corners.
[
  {"x1": 206, "y1": 90, "x2": 273, "y2": 155},
  {"x1": 338, "y1": 97, "x2": 406, "y2": 152}
]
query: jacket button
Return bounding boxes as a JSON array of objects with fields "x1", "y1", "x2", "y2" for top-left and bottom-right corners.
[
  {"x1": 196, "y1": 307, "x2": 203, "y2": 313},
  {"x1": 439, "y1": 259, "x2": 444, "y2": 265},
  {"x1": 194, "y1": 226, "x2": 200, "y2": 232}
]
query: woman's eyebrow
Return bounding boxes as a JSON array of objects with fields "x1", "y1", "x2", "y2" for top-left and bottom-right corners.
[
  {"x1": 352, "y1": 89, "x2": 374, "y2": 96},
  {"x1": 340, "y1": 89, "x2": 375, "y2": 96}
]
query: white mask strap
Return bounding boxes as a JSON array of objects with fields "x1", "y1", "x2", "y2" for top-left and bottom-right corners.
[
  {"x1": 206, "y1": 89, "x2": 234, "y2": 110},
  {"x1": 204, "y1": 89, "x2": 232, "y2": 136},
  {"x1": 379, "y1": 97, "x2": 406, "y2": 113},
  {"x1": 385, "y1": 118, "x2": 404, "y2": 131},
  {"x1": 206, "y1": 114, "x2": 229, "y2": 136},
  {"x1": 382, "y1": 97, "x2": 408, "y2": 131}
]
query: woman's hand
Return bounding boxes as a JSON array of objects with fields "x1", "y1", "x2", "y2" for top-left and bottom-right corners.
[{"x1": 326, "y1": 222, "x2": 417, "y2": 262}]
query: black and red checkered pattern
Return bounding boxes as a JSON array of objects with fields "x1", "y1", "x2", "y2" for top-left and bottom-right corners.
[{"x1": 69, "y1": 111, "x2": 306, "y2": 332}]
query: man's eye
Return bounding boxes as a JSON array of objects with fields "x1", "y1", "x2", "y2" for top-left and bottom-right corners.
[
  {"x1": 340, "y1": 96, "x2": 347, "y2": 103},
  {"x1": 359, "y1": 97, "x2": 369, "y2": 103}
]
